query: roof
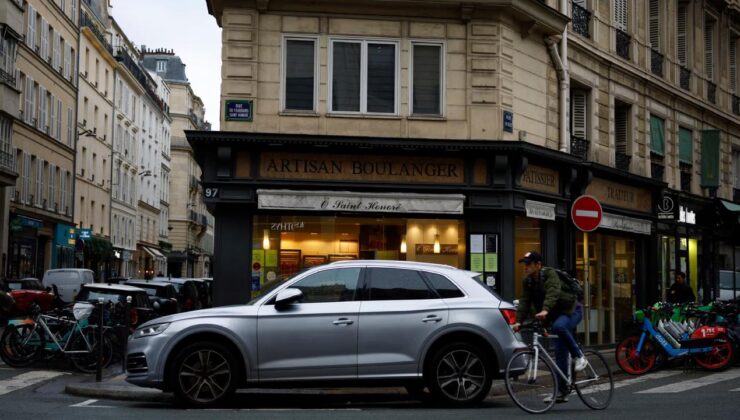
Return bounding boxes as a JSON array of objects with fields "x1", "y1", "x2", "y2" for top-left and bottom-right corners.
[
  {"x1": 141, "y1": 53, "x2": 188, "y2": 83},
  {"x1": 81, "y1": 283, "x2": 146, "y2": 293},
  {"x1": 124, "y1": 280, "x2": 174, "y2": 288}
]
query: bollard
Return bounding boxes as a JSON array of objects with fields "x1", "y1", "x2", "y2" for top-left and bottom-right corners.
[
  {"x1": 122, "y1": 295, "x2": 132, "y2": 373},
  {"x1": 96, "y1": 297, "x2": 104, "y2": 382}
]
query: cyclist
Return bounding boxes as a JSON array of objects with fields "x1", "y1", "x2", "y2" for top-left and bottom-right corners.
[{"x1": 511, "y1": 251, "x2": 586, "y2": 403}]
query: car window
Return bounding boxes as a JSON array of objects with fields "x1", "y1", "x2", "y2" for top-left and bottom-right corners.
[
  {"x1": 291, "y1": 268, "x2": 361, "y2": 303},
  {"x1": 47, "y1": 272, "x2": 80, "y2": 282},
  {"x1": 135, "y1": 294, "x2": 151, "y2": 307},
  {"x1": 8, "y1": 282, "x2": 22, "y2": 290},
  {"x1": 366, "y1": 268, "x2": 433, "y2": 301},
  {"x1": 424, "y1": 272, "x2": 465, "y2": 298},
  {"x1": 84, "y1": 272, "x2": 94, "y2": 283},
  {"x1": 77, "y1": 290, "x2": 127, "y2": 304}
]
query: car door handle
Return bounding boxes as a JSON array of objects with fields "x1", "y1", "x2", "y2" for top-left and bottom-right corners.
[
  {"x1": 422, "y1": 315, "x2": 443, "y2": 323},
  {"x1": 332, "y1": 318, "x2": 354, "y2": 326}
]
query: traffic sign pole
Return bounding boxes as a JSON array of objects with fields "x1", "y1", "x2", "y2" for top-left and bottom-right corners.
[
  {"x1": 570, "y1": 195, "x2": 603, "y2": 347},
  {"x1": 583, "y1": 231, "x2": 589, "y2": 347}
]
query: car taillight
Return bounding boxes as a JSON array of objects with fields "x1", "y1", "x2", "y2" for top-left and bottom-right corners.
[{"x1": 500, "y1": 308, "x2": 517, "y2": 325}]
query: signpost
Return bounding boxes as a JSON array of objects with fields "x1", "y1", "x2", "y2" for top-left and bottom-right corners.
[{"x1": 571, "y1": 195, "x2": 603, "y2": 346}]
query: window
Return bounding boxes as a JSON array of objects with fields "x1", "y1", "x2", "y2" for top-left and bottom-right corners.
[
  {"x1": 22, "y1": 152, "x2": 31, "y2": 204},
  {"x1": 48, "y1": 164, "x2": 56, "y2": 210},
  {"x1": 67, "y1": 107, "x2": 73, "y2": 146},
  {"x1": 411, "y1": 42, "x2": 443, "y2": 115},
  {"x1": 614, "y1": 0, "x2": 628, "y2": 31},
  {"x1": 35, "y1": 158, "x2": 43, "y2": 207},
  {"x1": 63, "y1": 41, "x2": 71, "y2": 80},
  {"x1": 53, "y1": 33, "x2": 61, "y2": 70},
  {"x1": 705, "y1": 15, "x2": 715, "y2": 81},
  {"x1": 38, "y1": 87, "x2": 47, "y2": 132},
  {"x1": 734, "y1": 150, "x2": 740, "y2": 189},
  {"x1": 40, "y1": 18, "x2": 49, "y2": 60},
  {"x1": 649, "y1": 115, "x2": 665, "y2": 156},
  {"x1": 649, "y1": 0, "x2": 660, "y2": 50},
  {"x1": 24, "y1": 76, "x2": 34, "y2": 125},
  {"x1": 571, "y1": 89, "x2": 587, "y2": 139},
  {"x1": 56, "y1": 99, "x2": 62, "y2": 141},
  {"x1": 679, "y1": 127, "x2": 693, "y2": 164},
  {"x1": 366, "y1": 268, "x2": 432, "y2": 300},
  {"x1": 677, "y1": 3, "x2": 688, "y2": 67},
  {"x1": 330, "y1": 39, "x2": 398, "y2": 114},
  {"x1": 423, "y1": 272, "x2": 464, "y2": 298},
  {"x1": 60, "y1": 169, "x2": 67, "y2": 214},
  {"x1": 614, "y1": 101, "x2": 631, "y2": 157},
  {"x1": 283, "y1": 37, "x2": 316, "y2": 111},
  {"x1": 731, "y1": 35, "x2": 738, "y2": 94},
  {"x1": 26, "y1": 5, "x2": 36, "y2": 49},
  {"x1": 156, "y1": 60, "x2": 167, "y2": 73}
]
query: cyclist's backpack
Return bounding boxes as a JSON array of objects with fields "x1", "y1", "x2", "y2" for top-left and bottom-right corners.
[{"x1": 553, "y1": 269, "x2": 584, "y2": 303}]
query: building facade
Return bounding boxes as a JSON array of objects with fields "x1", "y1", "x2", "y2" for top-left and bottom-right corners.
[
  {"x1": 194, "y1": 0, "x2": 740, "y2": 345},
  {"x1": 0, "y1": 0, "x2": 24, "y2": 279},
  {"x1": 9, "y1": 0, "x2": 78, "y2": 279},
  {"x1": 142, "y1": 50, "x2": 212, "y2": 278}
]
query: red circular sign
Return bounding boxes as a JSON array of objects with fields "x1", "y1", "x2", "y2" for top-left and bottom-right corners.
[
  {"x1": 252, "y1": 262, "x2": 262, "y2": 271},
  {"x1": 571, "y1": 195, "x2": 603, "y2": 232}
]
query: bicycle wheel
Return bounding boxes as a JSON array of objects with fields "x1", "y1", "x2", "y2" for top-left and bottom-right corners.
[
  {"x1": 0, "y1": 323, "x2": 45, "y2": 368},
  {"x1": 574, "y1": 350, "x2": 613, "y2": 410},
  {"x1": 68, "y1": 327, "x2": 113, "y2": 373},
  {"x1": 615, "y1": 335, "x2": 656, "y2": 375},
  {"x1": 505, "y1": 350, "x2": 558, "y2": 414}
]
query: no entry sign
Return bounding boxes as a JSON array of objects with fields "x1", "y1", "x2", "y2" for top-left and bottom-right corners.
[{"x1": 571, "y1": 195, "x2": 602, "y2": 232}]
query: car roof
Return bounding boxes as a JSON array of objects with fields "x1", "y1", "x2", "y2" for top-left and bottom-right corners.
[
  {"x1": 45, "y1": 269, "x2": 93, "y2": 272},
  {"x1": 80, "y1": 283, "x2": 146, "y2": 293},
  {"x1": 124, "y1": 280, "x2": 173, "y2": 288},
  {"x1": 328, "y1": 259, "x2": 462, "y2": 273},
  {"x1": 161, "y1": 277, "x2": 205, "y2": 284}
]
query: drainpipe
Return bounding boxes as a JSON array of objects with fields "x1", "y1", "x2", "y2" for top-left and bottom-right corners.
[{"x1": 545, "y1": 0, "x2": 570, "y2": 153}]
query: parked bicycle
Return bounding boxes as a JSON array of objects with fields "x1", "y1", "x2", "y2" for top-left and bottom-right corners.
[
  {"x1": 0, "y1": 301, "x2": 113, "y2": 373},
  {"x1": 505, "y1": 320, "x2": 614, "y2": 414}
]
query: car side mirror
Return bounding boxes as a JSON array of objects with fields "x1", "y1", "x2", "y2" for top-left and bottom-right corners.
[
  {"x1": 153, "y1": 301, "x2": 161, "y2": 310},
  {"x1": 275, "y1": 288, "x2": 303, "y2": 308}
]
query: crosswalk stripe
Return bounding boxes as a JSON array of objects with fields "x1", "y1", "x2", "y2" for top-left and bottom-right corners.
[
  {"x1": 636, "y1": 370, "x2": 740, "y2": 394},
  {"x1": 0, "y1": 370, "x2": 67, "y2": 396},
  {"x1": 579, "y1": 369, "x2": 684, "y2": 394}
]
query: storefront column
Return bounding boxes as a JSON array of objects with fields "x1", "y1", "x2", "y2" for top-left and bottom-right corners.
[{"x1": 213, "y1": 204, "x2": 253, "y2": 306}]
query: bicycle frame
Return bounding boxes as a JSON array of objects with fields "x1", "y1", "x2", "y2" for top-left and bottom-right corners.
[
  {"x1": 635, "y1": 318, "x2": 713, "y2": 357},
  {"x1": 7, "y1": 314, "x2": 95, "y2": 355},
  {"x1": 528, "y1": 330, "x2": 600, "y2": 389}
]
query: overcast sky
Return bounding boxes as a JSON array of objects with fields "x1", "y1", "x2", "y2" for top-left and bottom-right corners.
[{"x1": 111, "y1": 0, "x2": 222, "y2": 129}]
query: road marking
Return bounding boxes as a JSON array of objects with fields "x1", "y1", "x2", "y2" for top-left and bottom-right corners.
[
  {"x1": 579, "y1": 369, "x2": 684, "y2": 394},
  {"x1": 70, "y1": 399, "x2": 113, "y2": 408},
  {"x1": 575, "y1": 210, "x2": 599, "y2": 218},
  {"x1": 730, "y1": 388, "x2": 740, "y2": 392},
  {"x1": 0, "y1": 370, "x2": 67, "y2": 396},
  {"x1": 637, "y1": 370, "x2": 740, "y2": 394},
  {"x1": 198, "y1": 408, "x2": 363, "y2": 412}
]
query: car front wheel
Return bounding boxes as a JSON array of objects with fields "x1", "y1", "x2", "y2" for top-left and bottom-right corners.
[
  {"x1": 170, "y1": 341, "x2": 240, "y2": 408},
  {"x1": 426, "y1": 341, "x2": 492, "y2": 406}
]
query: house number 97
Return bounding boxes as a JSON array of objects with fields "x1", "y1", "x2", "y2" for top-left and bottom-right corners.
[{"x1": 204, "y1": 188, "x2": 219, "y2": 198}]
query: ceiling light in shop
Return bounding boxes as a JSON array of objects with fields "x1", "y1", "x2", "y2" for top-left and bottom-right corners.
[
  {"x1": 434, "y1": 234, "x2": 441, "y2": 254},
  {"x1": 400, "y1": 239, "x2": 407, "y2": 254},
  {"x1": 263, "y1": 229, "x2": 270, "y2": 250},
  {"x1": 310, "y1": 232, "x2": 319, "y2": 235}
]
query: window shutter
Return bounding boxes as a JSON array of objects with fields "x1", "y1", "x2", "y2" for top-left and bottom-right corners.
[
  {"x1": 60, "y1": 168, "x2": 66, "y2": 213},
  {"x1": 56, "y1": 99, "x2": 62, "y2": 141},
  {"x1": 50, "y1": 94, "x2": 57, "y2": 139},
  {"x1": 731, "y1": 37, "x2": 738, "y2": 94},
  {"x1": 615, "y1": 106, "x2": 629, "y2": 154},
  {"x1": 701, "y1": 130, "x2": 720, "y2": 187},
  {"x1": 9, "y1": 147, "x2": 17, "y2": 201},
  {"x1": 677, "y1": 4, "x2": 688, "y2": 66},
  {"x1": 35, "y1": 159, "x2": 43, "y2": 207},
  {"x1": 38, "y1": 87, "x2": 46, "y2": 131},
  {"x1": 47, "y1": 164, "x2": 54, "y2": 210},
  {"x1": 23, "y1": 152, "x2": 31, "y2": 204},
  {"x1": 26, "y1": 5, "x2": 36, "y2": 49},
  {"x1": 63, "y1": 41, "x2": 70, "y2": 80},
  {"x1": 679, "y1": 127, "x2": 693, "y2": 164},
  {"x1": 412, "y1": 44, "x2": 442, "y2": 115},
  {"x1": 573, "y1": 0, "x2": 586, "y2": 6},
  {"x1": 40, "y1": 18, "x2": 49, "y2": 60},
  {"x1": 649, "y1": 0, "x2": 660, "y2": 49},
  {"x1": 24, "y1": 77, "x2": 33, "y2": 124},
  {"x1": 614, "y1": 0, "x2": 627, "y2": 31},
  {"x1": 650, "y1": 115, "x2": 665, "y2": 156},
  {"x1": 705, "y1": 17, "x2": 714, "y2": 81},
  {"x1": 53, "y1": 33, "x2": 61, "y2": 70},
  {"x1": 571, "y1": 90, "x2": 587, "y2": 139}
]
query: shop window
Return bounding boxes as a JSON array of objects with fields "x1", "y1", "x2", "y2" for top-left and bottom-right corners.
[
  {"x1": 514, "y1": 216, "x2": 541, "y2": 299},
  {"x1": 282, "y1": 37, "x2": 317, "y2": 112},
  {"x1": 423, "y1": 272, "x2": 464, "y2": 298},
  {"x1": 330, "y1": 39, "x2": 398, "y2": 114},
  {"x1": 411, "y1": 42, "x2": 443, "y2": 115},
  {"x1": 291, "y1": 267, "x2": 361, "y2": 303},
  {"x1": 366, "y1": 268, "x2": 432, "y2": 300}
]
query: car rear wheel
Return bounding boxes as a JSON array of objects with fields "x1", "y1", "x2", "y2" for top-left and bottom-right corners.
[
  {"x1": 170, "y1": 341, "x2": 240, "y2": 408},
  {"x1": 425, "y1": 341, "x2": 492, "y2": 406}
]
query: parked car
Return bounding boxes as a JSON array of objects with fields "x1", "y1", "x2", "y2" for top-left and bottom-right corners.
[
  {"x1": 719, "y1": 270, "x2": 740, "y2": 301},
  {"x1": 42, "y1": 269, "x2": 94, "y2": 302},
  {"x1": 126, "y1": 260, "x2": 525, "y2": 407},
  {"x1": 124, "y1": 280, "x2": 180, "y2": 316},
  {"x1": 0, "y1": 278, "x2": 45, "y2": 292},
  {"x1": 157, "y1": 278, "x2": 204, "y2": 311},
  {"x1": 75, "y1": 283, "x2": 156, "y2": 328}
]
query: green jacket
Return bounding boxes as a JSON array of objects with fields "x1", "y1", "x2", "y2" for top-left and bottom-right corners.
[{"x1": 516, "y1": 267, "x2": 576, "y2": 322}]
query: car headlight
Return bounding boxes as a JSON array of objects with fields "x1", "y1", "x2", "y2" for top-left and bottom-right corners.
[{"x1": 134, "y1": 323, "x2": 170, "y2": 339}]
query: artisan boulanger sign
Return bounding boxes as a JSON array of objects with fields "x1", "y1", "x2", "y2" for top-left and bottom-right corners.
[
  {"x1": 259, "y1": 152, "x2": 465, "y2": 184},
  {"x1": 257, "y1": 190, "x2": 465, "y2": 215},
  {"x1": 520, "y1": 165, "x2": 559, "y2": 194},
  {"x1": 585, "y1": 178, "x2": 652, "y2": 211}
]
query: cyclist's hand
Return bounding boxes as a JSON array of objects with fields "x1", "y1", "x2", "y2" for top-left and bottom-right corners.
[
  {"x1": 511, "y1": 322, "x2": 521, "y2": 332},
  {"x1": 535, "y1": 310, "x2": 548, "y2": 320}
]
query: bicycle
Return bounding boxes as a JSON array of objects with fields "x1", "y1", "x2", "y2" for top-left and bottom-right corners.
[
  {"x1": 505, "y1": 320, "x2": 614, "y2": 414},
  {"x1": 0, "y1": 302, "x2": 113, "y2": 373}
]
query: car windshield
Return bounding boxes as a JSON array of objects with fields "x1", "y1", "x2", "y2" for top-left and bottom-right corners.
[
  {"x1": 48, "y1": 272, "x2": 79, "y2": 281},
  {"x1": 77, "y1": 290, "x2": 129, "y2": 304},
  {"x1": 169, "y1": 283, "x2": 183, "y2": 293},
  {"x1": 8, "y1": 282, "x2": 23, "y2": 290}
]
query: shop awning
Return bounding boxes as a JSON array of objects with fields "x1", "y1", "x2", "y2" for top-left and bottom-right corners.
[
  {"x1": 720, "y1": 200, "x2": 740, "y2": 213},
  {"x1": 145, "y1": 247, "x2": 166, "y2": 261},
  {"x1": 141, "y1": 246, "x2": 157, "y2": 259},
  {"x1": 257, "y1": 190, "x2": 465, "y2": 215}
]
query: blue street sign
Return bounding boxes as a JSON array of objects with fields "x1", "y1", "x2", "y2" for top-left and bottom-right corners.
[
  {"x1": 503, "y1": 111, "x2": 513, "y2": 133},
  {"x1": 225, "y1": 100, "x2": 254, "y2": 122},
  {"x1": 78, "y1": 228, "x2": 92, "y2": 240}
]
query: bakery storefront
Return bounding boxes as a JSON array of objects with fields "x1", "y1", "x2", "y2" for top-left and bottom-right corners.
[{"x1": 187, "y1": 132, "x2": 581, "y2": 306}]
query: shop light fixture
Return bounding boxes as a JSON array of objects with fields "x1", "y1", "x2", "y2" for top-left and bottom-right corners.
[
  {"x1": 434, "y1": 234, "x2": 441, "y2": 254},
  {"x1": 400, "y1": 238, "x2": 407, "y2": 254},
  {"x1": 263, "y1": 229, "x2": 270, "y2": 249}
]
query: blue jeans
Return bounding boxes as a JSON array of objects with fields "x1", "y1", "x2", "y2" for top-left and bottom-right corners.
[{"x1": 551, "y1": 303, "x2": 583, "y2": 390}]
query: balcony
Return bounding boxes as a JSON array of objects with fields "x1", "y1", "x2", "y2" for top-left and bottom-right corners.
[
  {"x1": 0, "y1": 149, "x2": 14, "y2": 172},
  {"x1": 80, "y1": 11, "x2": 113, "y2": 55},
  {"x1": 680, "y1": 163, "x2": 692, "y2": 192},
  {"x1": 733, "y1": 95, "x2": 739, "y2": 115},
  {"x1": 651, "y1": 49, "x2": 664, "y2": 77},
  {"x1": 114, "y1": 47, "x2": 148, "y2": 91},
  {"x1": 707, "y1": 81, "x2": 717, "y2": 104},
  {"x1": 680, "y1": 67, "x2": 691, "y2": 91},
  {"x1": 0, "y1": 67, "x2": 16, "y2": 86},
  {"x1": 616, "y1": 29, "x2": 631, "y2": 60},
  {"x1": 572, "y1": 2, "x2": 590, "y2": 38},
  {"x1": 615, "y1": 152, "x2": 631, "y2": 171},
  {"x1": 570, "y1": 136, "x2": 589, "y2": 160}
]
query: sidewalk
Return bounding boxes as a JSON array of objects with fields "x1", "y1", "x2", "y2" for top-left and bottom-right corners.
[{"x1": 65, "y1": 348, "x2": 621, "y2": 403}]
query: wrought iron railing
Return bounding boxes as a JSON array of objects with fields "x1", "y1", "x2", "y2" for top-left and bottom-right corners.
[
  {"x1": 615, "y1": 152, "x2": 631, "y2": 171},
  {"x1": 616, "y1": 29, "x2": 631, "y2": 60},
  {"x1": 80, "y1": 11, "x2": 113, "y2": 55},
  {"x1": 680, "y1": 163, "x2": 692, "y2": 192},
  {"x1": 0, "y1": 149, "x2": 14, "y2": 171},
  {"x1": 733, "y1": 95, "x2": 739, "y2": 115},
  {"x1": 680, "y1": 67, "x2": 691, "y2": 90},
  {"x1": 707, "y1": 81, "x2": 717, "y2": 104},
  {"x1": 570, "y1": 136, "x2": 589, "y2": 160},
  {"x1": 572, "y1": 2, "x2": 591, "y2": 38},
  {"x1": 651, "y1": 49, "x2": 664, "y2": 77},
  {"x1": 0, "y1": 67, "x2": 16, "y2": 86},
  {"x1": 115, "y1": 47, "x2": 148, "y2": 90}
]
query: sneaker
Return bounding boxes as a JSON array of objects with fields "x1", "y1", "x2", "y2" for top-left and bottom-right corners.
[
  {"x1": 543, "y1": 391, "x2": 569, "y2": 404},
  {"x1": 574, "y1": 356, "x2": 588, "y2": 372}
]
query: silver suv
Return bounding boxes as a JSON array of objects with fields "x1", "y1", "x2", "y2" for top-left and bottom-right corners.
[{"x1": 126, "y1": 261, "x2": 526, "y2": 407}]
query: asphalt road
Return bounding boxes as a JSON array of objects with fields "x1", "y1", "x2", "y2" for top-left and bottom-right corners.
[{"x1": 1, "y1": 363, "x2": 739, "y2": 419}]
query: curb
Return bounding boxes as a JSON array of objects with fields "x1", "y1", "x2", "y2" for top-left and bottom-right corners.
[{"x1": 64, "y1": 383, "x2": 173, "y2": 403}]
